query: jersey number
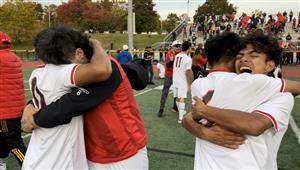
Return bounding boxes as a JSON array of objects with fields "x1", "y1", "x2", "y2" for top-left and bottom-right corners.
[
  {"x1": 175, "y1": 56, "x2": 183, "y2": 67},
  {"x1": 31, "y1": 77, "x2": 46, "y2": 109}
]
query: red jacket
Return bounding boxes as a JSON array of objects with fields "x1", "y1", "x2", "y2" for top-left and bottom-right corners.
[
  {"x1": 165, "y1": 50, "x2": 176, "y2": 77},
  {"x1": 84, "y1": 58, "x2": 147, "y2": 163},
  {"x1": 0, "y1": 49, "x2": 25, "y2": 119}
]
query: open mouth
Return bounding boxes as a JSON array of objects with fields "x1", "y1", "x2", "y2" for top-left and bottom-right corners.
[{"x1": 239, "y1": 66, "x2": 252, "y2": 73}]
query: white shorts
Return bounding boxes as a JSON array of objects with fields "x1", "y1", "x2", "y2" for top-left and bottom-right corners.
[
  {"x1": 88, "y1": 146, "x2": 149, "y2": 170},
  {"x1": 173, "y1": 87, "x2": 187, "y2": 98}
]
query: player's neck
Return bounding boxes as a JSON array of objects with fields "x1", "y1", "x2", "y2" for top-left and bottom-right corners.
[{"x1": 210, "y1": 64, "x2": 231, "y2": 72}]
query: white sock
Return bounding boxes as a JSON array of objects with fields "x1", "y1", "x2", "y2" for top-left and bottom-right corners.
[
  {"x1": 178, "y1": 102, "x2": 186, "y2": 121},
  {"x1": 0, "y1": 158, "x2": 6, "y2": 170}
]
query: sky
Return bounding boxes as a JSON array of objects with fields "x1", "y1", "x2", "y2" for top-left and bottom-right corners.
[
  {"x1": 0, "y1": 0, "x2": 299, "y2": 20},
  {"x1": 153, "y1": 0, "x2": 300, "y2": 19}
]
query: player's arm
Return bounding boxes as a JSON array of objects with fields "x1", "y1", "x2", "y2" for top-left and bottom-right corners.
[
  {"x1": 166, "y1": 53, "x2": 174, "y2": 68},
  {"x1": 74, "y1": 39, "x2": 112, "y2": 86},
  {"x1": 284, "y1": 79, "x2": 300, "y2": 96},
  {"x1": 182, "y1": 112, "x2": 246, "y2": 149},
  {"x1": 191, "y1": 96, "x2": 284, "y2": 136},
  {"x1": 22, "y1": 62, "x2": 121, "y2": 130}
]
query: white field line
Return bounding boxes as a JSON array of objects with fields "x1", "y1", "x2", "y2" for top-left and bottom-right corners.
[
  {"x1": 22, "y1": 85, "x2": 159, "y2": 139},
  {"x1": 289, "y1": 117, "x2": 300, "y2": 145}
]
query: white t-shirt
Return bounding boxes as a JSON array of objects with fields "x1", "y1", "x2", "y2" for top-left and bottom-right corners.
[
  {"x1": 172, "y1": 52, "x2": 192, "y2": 89},
  {"x1": 22, "y1": 64, "x2": 88, "y2": 170},
  {"x1": 191, "y1": 71, "x2": 292, "y2": 169},
  {"x1": 156, "y1": 63, "x2": 165, "y2": 78}
]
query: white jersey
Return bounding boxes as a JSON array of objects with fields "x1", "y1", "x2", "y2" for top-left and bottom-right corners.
[
  {"x1": 191, "y1": 71, "x2": 292, "y2": 169},
  {"x1": 172, "y1": 52, "x2": 192, "y2": 89},
  {"x1": 156, "y1": 63, "x2": 165, "y2": 78},
  {"x1": 22, "y1": 64, "x2": 88, "y2": 170}
]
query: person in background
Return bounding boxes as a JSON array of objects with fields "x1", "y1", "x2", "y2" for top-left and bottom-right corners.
[
  {"x1": 157, "y1": 40, "x2": 182, "y2": 117},
  {"x1": 118, "y1": 44, "x2": 132, "y2": 64},
  {"x1": 192, "y1": 46, "x2": 208, "y2": 80},
  {"x1": 144, "y1": 46, "x2": 155, "y2": 85},
  {"x1": 153, "y1": 60, "x2": 165, "y2": 79},
  {"x1": 173, "y1": 41, "x2": 193, "y2": 123},
  {"x1": 0, "y1": 31, "x2": 27, "y2": 169}
]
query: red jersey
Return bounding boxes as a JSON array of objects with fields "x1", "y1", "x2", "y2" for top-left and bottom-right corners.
[{"x1": 84, "y1": 58, "x2": 147, "y2": 163}]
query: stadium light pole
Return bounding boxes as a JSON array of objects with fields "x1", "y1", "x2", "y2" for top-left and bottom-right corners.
[
  {"x1": 127, "y1": 0, "x2": 133, "y2": 50},
  {"x1": 187, "y1": 0, "x2": 190, "y2": 19}
]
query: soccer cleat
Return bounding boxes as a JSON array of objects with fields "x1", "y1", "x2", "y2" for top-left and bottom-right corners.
[
  {"x1": 0, "y1": 158, "x2": 6, "y2": 170},
  {"x1": 157, "y1": 109, "x2": 163, "y2": 117}
]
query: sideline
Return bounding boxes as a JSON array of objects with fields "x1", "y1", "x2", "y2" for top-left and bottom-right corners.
[{"x1": 22, "y1": 84, "x2": 160, "y2": 139}]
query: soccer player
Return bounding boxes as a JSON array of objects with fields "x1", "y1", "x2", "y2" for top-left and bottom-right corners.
[
  {"x1": 22, "y1": 26, "x2": 112, "y2": 169},
  {"x1": 182, "y1": 31, "x2": 300, "y2": 169},
  {"x1": 21, "y1": 31, "x2": 149, "y2": 169},
  {"x1": 172, "y1": 41, "x2": 193, "y2": 123},
  {"x1": 157, "y1": 40, "x2": 182, "y2": 117},
  {"x1": 0, "y1": 32, "x2": 27, "y2": 169}
]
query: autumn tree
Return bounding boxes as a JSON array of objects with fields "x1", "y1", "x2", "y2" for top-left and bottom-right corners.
[
  {"x1": 0, "y1": 0, "x2": 41, "y2": 43},
  {"x1": 194, "y1": 0, "x2": 236, "y2": 19},
  {"x1": 163, "y1": 13, "x2": 180, "y2": 33},
  {"x1": 133, "y1": 0, "x2": 160, "y2": 33},
  {"x1": 56, "y1": 0, "x2": 103, "y2": 29}
]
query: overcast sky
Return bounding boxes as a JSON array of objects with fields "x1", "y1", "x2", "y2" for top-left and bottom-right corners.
[
  {"x1": 1, "y1": 0, "x2": 299, "y2": 20},
  {"x1": 153, "y1": 0, "x2": 300, "y2": 19}
]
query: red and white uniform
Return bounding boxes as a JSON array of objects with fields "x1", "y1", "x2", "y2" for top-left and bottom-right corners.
[
  {"x1": 191, "y1": 71, "x2": 292, "y2": 169},
  {"x1": 172, "y1": 52, "x2": 192, "y2": 98},
  {"x1": 23, "y1": 64, "x2": 88, "y2": 170}
]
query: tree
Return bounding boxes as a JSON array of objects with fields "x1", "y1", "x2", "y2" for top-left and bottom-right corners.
[
  {"x1": 56, "y1": 0, "x2": 103, "y2": 30},
  {"x1": 163, "y1": 13, "x2": 180, "y2": 33},
  {"x1": 133, "y1": 0, "x2": 160, "y2": 33},
  {"x1": 194, "y1": 0, "x2": 236, "y2": 19},
  {"x1": 0, "y1": 0, "x2": 41, "y2": 44}
]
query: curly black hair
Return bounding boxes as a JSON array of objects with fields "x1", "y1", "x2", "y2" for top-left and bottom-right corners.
[
  {"x1": 204, "y1": 32, "x2": 243, "y2": 67},
  {"x1": 244, "y1": 30, "x2": 282, "y2": 67},
  {"x1": 34, "y1": 26, "x2": 93, "y2": 65}
]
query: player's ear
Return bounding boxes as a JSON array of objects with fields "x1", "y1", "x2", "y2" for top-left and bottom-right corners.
[
  {"x1": 265, "y1": 60, "x2": 275, "y2": 73},
  {"x1": 74, "y1": 48, "x2": 85, "y2": 60}
]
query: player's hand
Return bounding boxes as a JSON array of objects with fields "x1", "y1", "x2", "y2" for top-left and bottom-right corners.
[
  {"x1": 203, "y1": 124, "x2": 246, "y2": 149},
  {"x1": 192, "y1": 96, "x2": 206, "y2": 117},
  {"x1": 21, "y1": 104, "x2": 39, "y2": 132}
]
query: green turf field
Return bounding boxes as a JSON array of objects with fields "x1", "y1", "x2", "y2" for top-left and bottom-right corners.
[{"x1": 6, "y1": 68, "x2": 300, "y2": 170}]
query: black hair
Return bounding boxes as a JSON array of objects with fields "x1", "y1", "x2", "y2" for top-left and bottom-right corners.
[
  {"x1": 243, "y1": 30, "x2": 282, "y2": 77},
  {"x1": 34, "y1": 26, "x2": 93, "y2": 65},
  {"x1": 244, "y1": 30, "x2": 282, "y2": 67},
  {"x1": 153, "y1": 59, "x2": 159, "y2": 63},
  {"x1": 204, "y1": 32, "x2": 242, "y2": 67},
  {"x1": 181, "y1": 41, "x2": 191, "y2": 51},
  {"x1": 194, "y1": 47, "x2": 205, "y2": 56}
]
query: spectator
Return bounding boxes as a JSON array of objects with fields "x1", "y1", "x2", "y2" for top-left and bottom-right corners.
[
  {"x1": 153, "y1": 60, "x2": 165, "y2": 79},
  {"x1": 143, "y1": 46, "x2": 155, "y2": 85},
  {"x1": 0, "y1": 31, "x2": 27, "y2": 169},
  {"x1": 289, "y1": 10, "x2": 293, "y2": 22},
  {"x1": 117, "y1": 45, "x2": 132, "y2": 64}
]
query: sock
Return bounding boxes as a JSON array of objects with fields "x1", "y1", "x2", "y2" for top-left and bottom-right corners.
[{"x1": 178, "y1": 102, "x2": 186, "y2": 121}]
